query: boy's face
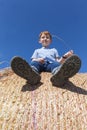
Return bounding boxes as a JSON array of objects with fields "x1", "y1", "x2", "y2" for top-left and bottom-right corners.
[{"x1": 39, "y1": 34, "x2": 52, "y2": 47}]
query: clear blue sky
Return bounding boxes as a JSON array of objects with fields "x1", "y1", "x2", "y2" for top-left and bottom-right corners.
[{"x1": 0, "y1": 0, "x2": 87, "y2": 72}]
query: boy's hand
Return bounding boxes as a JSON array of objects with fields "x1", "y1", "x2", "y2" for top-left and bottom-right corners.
[{"x1": 37, "y1": 58, "x2": 45, "y2": 64}]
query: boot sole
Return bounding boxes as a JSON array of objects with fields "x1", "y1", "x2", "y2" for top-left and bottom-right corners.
[
  {"x1": 11, "y1": 56, "x2": 41, "y2": 85},
  {"x1": 50, "y1": 55, "x2": 81, "y2": 86}
]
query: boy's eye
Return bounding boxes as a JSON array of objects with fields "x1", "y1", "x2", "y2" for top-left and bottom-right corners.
[
  {"x1": 41, "y1": 36, "x2": 45, "y2": 39},
  {"x1": 46, "y1": 37, "x2": 50, "y2": 39}
]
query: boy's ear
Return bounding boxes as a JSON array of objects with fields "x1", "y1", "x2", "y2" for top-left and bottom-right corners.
[
  {"x1": 39, "y1": 40, "x2": 41, "y2": 43},
  {"x1": 50, "y1": 39, "x2": 52, "y2": 43}
]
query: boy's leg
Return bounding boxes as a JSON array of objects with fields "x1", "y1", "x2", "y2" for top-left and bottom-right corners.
[
  {"x1": 30, "y1": 61, "x2": 44, "y2": 73},
  {"x1": 11, "y1": 57, "x2": 41, "y2": 85},
  {"x1": 50, "y1": 55, "x2": 81, "y2": 86},
  {"x1": 45, "y1": 61, "x2": 60, "y2": 72}
]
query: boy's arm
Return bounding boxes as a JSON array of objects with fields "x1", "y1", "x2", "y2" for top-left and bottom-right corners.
[
  {"x1": 56, "y1": 50, "x2": 74, "y2": 64},
  {"x1": 56, "y1": 57, "x2": 65, "y2": 64},
  {"x1": 32, "y1": 58, "x2": 45, "y2": 64}
]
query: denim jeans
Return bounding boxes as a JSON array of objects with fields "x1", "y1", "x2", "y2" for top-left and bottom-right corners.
[{"x1": 30, "y1": 61, "x2": 60, "y2": 73}]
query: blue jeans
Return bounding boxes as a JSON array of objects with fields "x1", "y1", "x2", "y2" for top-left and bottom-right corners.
[{"x1": 30, "y1": 61, "x2": 60, "y2": 73}]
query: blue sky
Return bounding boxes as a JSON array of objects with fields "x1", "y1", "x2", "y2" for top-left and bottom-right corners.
[{"x1": 0, "y1": 0, "x2": 87, "y2": 72}]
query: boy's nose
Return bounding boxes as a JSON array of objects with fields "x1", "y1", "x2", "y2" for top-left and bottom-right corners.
[{"x1": 44, "y1": 37, "x2": 47, "y2": 40}]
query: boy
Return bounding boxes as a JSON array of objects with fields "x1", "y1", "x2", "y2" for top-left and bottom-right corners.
[{"x1": 11, "y1": 31, "x2": 81, "y2": 86}]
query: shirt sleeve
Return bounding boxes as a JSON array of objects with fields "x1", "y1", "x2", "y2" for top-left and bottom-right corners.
[
  {"x1": 31, "y1": 49, "x2": 38, "y2": 59},
  {"x1": 54, "y1": 48, "x2": 60, "y2": 58}
]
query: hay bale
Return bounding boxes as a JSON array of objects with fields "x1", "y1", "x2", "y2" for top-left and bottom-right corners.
[{"x1": 0, "y1": 68, "x2": 87, "y2": 130}]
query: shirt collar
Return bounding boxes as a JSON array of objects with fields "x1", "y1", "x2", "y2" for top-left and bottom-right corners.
[{"x1": 41, "y1": 46, "x2": 50, "y2": 49}]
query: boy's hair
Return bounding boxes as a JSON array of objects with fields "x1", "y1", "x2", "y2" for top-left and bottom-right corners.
[{"x1": 39, "y1": 31, "x2": 52, "y2": 40}]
